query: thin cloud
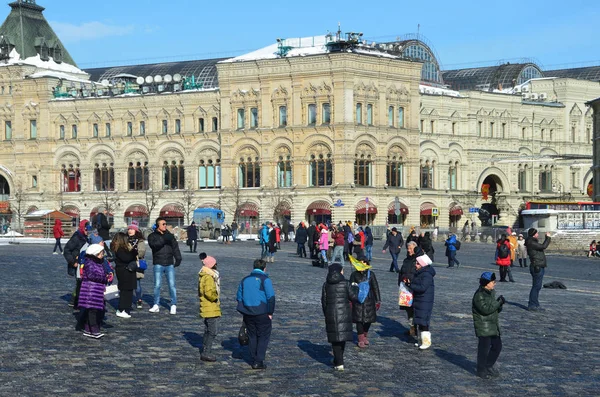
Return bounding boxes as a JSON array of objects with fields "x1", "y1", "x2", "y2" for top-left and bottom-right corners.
[{"x1": 50, "y1": 21, "x2": 135, "y2": 42}]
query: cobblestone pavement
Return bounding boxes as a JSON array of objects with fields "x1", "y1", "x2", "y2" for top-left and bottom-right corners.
[{"x1": 1, "y1": 240, "x2": 599, "y2": 396}]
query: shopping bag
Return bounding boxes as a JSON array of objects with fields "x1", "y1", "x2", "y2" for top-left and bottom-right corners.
[
  {"x1": 398, "y1": 281, "x2": 413, "y2": 307},
  {"x1": 104, "y1": 284, "x2": 119, "y2": 300}
]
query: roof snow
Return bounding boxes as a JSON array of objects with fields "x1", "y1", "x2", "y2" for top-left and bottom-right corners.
[
  {"x1": 419, "y1": 84, "x2": 461, "y2": 97},
  {"x1": 1, "y1": 48, "x2": 89, "y2": 79}
]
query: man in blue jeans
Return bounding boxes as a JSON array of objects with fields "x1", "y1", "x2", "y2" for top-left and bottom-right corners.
[
  {"x1": 382, "y1": 227, "x2": 404, "y2": 272},
  {"x1": 147, "y1": 217, "x2": 182, "y2": 315},
  {"x1": 237, "y1": 259, "x2": 276, "y2": 370},
  {"x1": 525, "y1": 228, "x2": 551, "y2": 311}
]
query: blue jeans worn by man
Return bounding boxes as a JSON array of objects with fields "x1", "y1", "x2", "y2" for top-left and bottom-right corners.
[
  {"x1": 153, "y1": 264, "x2": 177, "y2": 307},
  {"x1": 365, "y1": 245, "x2": 373, "y2": 261},
  {"x1": 447, "y1": 250, "x2": 460, "y2": 268},
  {"x1": 331, "y1": 245, "x2": 344, "y2": 264},
  {"x1": 528, "y1": 267, "x2": 545, "y2": 310},
  {"x1": 389, "y1": 252, "x2": 399, "y2": 272}
]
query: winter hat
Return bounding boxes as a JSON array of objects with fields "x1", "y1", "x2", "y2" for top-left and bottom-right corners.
[
  {"x1": 480, "y1": 271, "x2": 496, "y2": 286},
  {"x1": 391, "y1": 227, "x2": 398, "y2": 232},
  {"x1": 199, "y1": 252, "x2": 207, "y2": 261},
  {"x1": 528, "y1": 228, "x2": 538, "y2": 238},
  {"x1": 128, "y1": 220, "x2": 139, "y2": 231},
  {"x1": 203, "y1": 256, "x2": 217, "y2": 269},
  {"x1": 89, "y1": 232, "x2": 103, "y2": 244},
  {"x1": 416, "y1": 254, "x2": 432, "y2": 267},
  {"x1": 86, "y1": 244, "x2": 104, "y2": 256},
  {"x1": 328, "y1": 262, "x2": 343, "y2": 275}
]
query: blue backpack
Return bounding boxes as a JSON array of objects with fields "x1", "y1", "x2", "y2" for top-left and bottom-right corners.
[{"x1": 357, "y1": 270, "x2": 371, "y2": 304}]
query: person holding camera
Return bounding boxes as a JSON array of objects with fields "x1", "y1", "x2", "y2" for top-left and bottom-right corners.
[{"x1": 525, "y1": 229, "x2": 551, "y2": 312}]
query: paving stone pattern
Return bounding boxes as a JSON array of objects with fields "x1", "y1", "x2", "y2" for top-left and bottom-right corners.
[{"x1": 1, "y1": 240, "x2": 599, "y2": 396}]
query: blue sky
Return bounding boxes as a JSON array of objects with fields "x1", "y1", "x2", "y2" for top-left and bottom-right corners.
[{"x1": 21, "y1": 0, "x2": 598, "y2": 70}]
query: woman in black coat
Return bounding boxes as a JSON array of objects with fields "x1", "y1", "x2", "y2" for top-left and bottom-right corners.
[
  {"x1": 111, "y1": 232, "x2": 138, "y2": 318},
  {"x1": 321, "y1": 263, "x2": 354, "y2": 370},
  {"x1": 399, "y1": 241, "x2": 423, "y2": 337},
  {"x1": 418, "y1": 232, "x2": 435, "y2": 261},
  {"x1": 349, "y1": 257, "x2": 381, "y2": 348},
  {"x1": 408, "y1": 256, "x2": 436, "y2": 349}
]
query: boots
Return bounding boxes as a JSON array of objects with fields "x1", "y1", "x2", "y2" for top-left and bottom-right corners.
[
  {"x1": 357, "y1": 333, "x2": 367, "y2": 348},
  {"x1": 518, "y1": 258, "x2": 523, "y2": 267},
  {"x1": 419, "y1": 331, "x2": 432, "y2": 350},
  {"x1": 523, "y1": 259, "x2": 528, "y2": 268},
  {"x1": 201, "y1": 339, "x2": 216, "y2": 362},
  {"x1": 363, "y1": 332, "x2": 370, "y2": 346}
]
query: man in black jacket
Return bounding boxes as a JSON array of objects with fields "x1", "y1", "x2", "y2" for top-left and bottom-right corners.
[
  {"x1": 525, "y1": 228, "x2": 551, "y2": 311},
  {"x1": 95, "y1": 207, "x2": 111, "y2": 241},
  {"x1": 383, "y1": 227, "x2": 404, "y2": 272},
  {"x1": 148, "y1": 217, "x2": 182, "y2": 315}
]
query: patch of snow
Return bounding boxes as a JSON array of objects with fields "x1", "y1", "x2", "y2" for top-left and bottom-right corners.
[
  {"x1": 27, "y1": 70, "x2": 105, "y2": 86},
  {"x1": 1, "y1": 47, "x2": 88, "y2": 78},
  {"x1": 419, "y1": 84, "x2": 461, "y2": 97}
]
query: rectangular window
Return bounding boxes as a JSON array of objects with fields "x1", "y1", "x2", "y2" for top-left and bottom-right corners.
[
  {"x1": 430, "y1": 120, "x2": 435, "y2": 133},
  {"x1": 278, "y1": 160, "x2": 292, "y2": 187},
  {"x1": 572, "y1": 126, "x2": 576, "y2": 142},
  {"x1": 250, "y1": 108, "x2": 258, "y2": 128},
  {"x1": 387, "y1": 162, "x2": 403, "y2": 187},
  {"x1": 139, "y1": 121, "x2": 145, "y2": 135},
  {"x1": 521, "y1": 127, "x2": 526, "y2": 139},
  {"x1": 354, "y1": 161, "x2": 372, "y2": 186},
  {"x1": 420, "y1": 119, "x2": 424, "y2": 132},
  {"x1": 5, "y1": 120, "x2": 11, "y2": 140},
  {"x1": 199, "y1": 118, "x2": 205, "y2": 132},
  {"x1": 366, "y1": 104, "x2": 373, "y2": 126},
  {"x1": 398, "y1": 107, "x2": 404, "y2": 128},
  {"x1": 550, "y1": 129, "x2": 554, "y2": 141},
  {"x1": 448, "y1": 167, "x2": 457, "y2": 190},
  {"x1": 587, "y1": 127, "x2": 591, "y2": 142},
  {"x1": 571, "y1": 171, "x2": 578, "y2": 189},
  {"x1": 93, "y1": 123, "x2": 98, "y2": 137},
  {"x1": 32, "y1": 175, "x2": 38, "y2": 188},
  {"x1": 477, "y1": 121, "x2": 482, "y2": 137},
  {"x1": 452, "y1": 122, "x2": 456, "y2": 135},
  {"x1": 490, "y1": 122, "x2": 494, "y2": 138},
  {"x1": 30, "y1": 120, "x2": 37, "y2": 139},
  {"x1": 199, "y1": 165, "x2": 222, "y2": 189},
  {"x1": 71, "y1": 124, "x2": 77, "y2": 139},
  {"x1": 356, "y1": 103, "x2": 362, "y2": 124},
  {"x1": 502, "y1": 123, "x2": 506, "y2": 139},
  {"x1": 60, "y1": 124, "x2": 65, "y2": 139},
  {"x1": 162, "y1": 119, "x2": 168, "y2": 134},
  {"x1": 541, "y1": 128, "x2": 545, "y2": 141},
  {"x1": 279, "y1": 106, "x2": 287, "y2": 127},
  {"x1": 127, "y1": 121, "x2": 133, "y2": 136},
  {"x1": 212, "y1": 117, "x2": 218, "y2": 131},
  {"x1": 518, "y1": 169, "x2": 527, "y2": 192},
  {"x1": 237, "y1": 109, "x2": 245, "y2": 129},
  {"x1": 307, "y1": 104, "x2": 316, "y2": 125},
  {"x1": 420, "y1": 166, "x2": 433, "y2": 189},
  {"x1": 322, "y1": 103, "x2": 331, "y2": 124},
  {"x1": 105, "y1": 123, "x2": 111, "y2": 137},
  {"x1": 388, "y1": 106, "x2": 394, "y2": 127},
  {"x1": 175, "y1": 118, "x2": 181, "y2": 134},
  {"x1": 540, "y1": 171, "x2": 552, "y2": 192}
]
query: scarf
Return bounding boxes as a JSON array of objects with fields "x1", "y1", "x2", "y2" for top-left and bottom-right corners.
[
  {"x1": 201, "y1": 266, "x2": 221, "y2": 295},
  {"x1": 349, "y1": 255, "x2": 372, "y2": 271}
]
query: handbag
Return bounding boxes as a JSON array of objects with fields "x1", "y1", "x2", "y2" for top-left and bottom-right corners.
[
  {"x1": 398, "y1": 281, "x2": 413, "y2": 307},
  {"x1": 137, "y1": 259, "x2": 147, "y2": 271},
  {"x1": 238, "y1": 321, "x2": 249, "y2": 346},
  {"x1": 104, "y1": 284, "x2": 119, "y2": 300}
]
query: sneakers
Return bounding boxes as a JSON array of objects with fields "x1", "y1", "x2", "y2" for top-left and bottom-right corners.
[
  {"x1": 136, "y1": 300, "x2": 143, "y2": 309},
  {"x1": 116, "y1": 310, "x2": 131, "y2": 318},
  {"x1": 83, "y1": 332, "x2": 104, "y2": 339},
  {"x1": 149, "y1": 305, "x2": 160, "y2": 313},
  {"x1": 200, "y1": 354, "x2": 216, "y2": 362},
  {"x1": 170, "y1": 305, "x2": 177, "y2": 315},
  {"x1": 52, "y1": 252, "x2": 58, "y2": 255},
  {"x1": 334, "y1": 365, "x2": 344, "y2": 371}
]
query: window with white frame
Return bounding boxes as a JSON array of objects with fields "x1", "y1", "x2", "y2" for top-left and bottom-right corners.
[{"x1": 199, "y1": 159, "x2": 221, "y2": 189}]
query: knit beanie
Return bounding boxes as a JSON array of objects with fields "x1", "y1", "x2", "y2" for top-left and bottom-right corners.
[
  {"x1": 328, "y1": 262, "x2": 343, "y2": 275},
  {"x1": 528, "y1": 228, "x2": 538, "y2": 238},
  {"x1": 480, "y1": 271, "x2": 496, "y2": 286}
]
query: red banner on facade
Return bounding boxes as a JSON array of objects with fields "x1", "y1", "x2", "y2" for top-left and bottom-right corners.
[{"x1": 481, "y1": 184, "x2": 490, "y2": 201}]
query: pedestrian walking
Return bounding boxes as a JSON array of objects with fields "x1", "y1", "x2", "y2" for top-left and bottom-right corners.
[
  {"x1": 295, "y1": 222, "x2": 308, "y2": 258},
  {"x1": 187, "y1": 221, "x2": 198, "y2": 253},
  {"x1": 495, "y1": 234, "x2": 514, "y2": 282},
  {"x1": 198, "y1": 255, "x2": 221, "y2": 362},
  {"x1": 462, "y1": 220, "x2": 470, "y2": 241},
  {"x1": 330, "y1": 226, "x2": 345, "y2": 264},
  {"x1": 52, "y1": 219, "x2": 65, "y2": 254},
  {"x1": 321, "y1": 262, "x2": 354, "y2": 371},
  {"x1": 148, "y1": 217, "x2": 182, "y2": 314},
  {"x1": 259, "y1": 223, "x2": 269, "y2": 258},
  {"x1": 383, "y1": 227, "x2": 404, "y2": 272},
  {"x1": 267, "y1": 223, "x2": 277, "y2": 263},
  {"x1": 127, "y1": 221, "x2": 146, "y2": 309},
  {"x1": 307, "y1": 222, "x2": 317, "y2": 259},
  {"x1": 472, "y1": 271, "x2": 505, "y2": 379},
  {"x1": 399, "y1": 241, "x2": 423, "y2": 338},
  {"x1": 349, "y1": 256, "x2": 381, "y2": 348},
  {"x1": 236, "y1": 259, "x2": 276, "y2": 370},
  {"x1": 275, "y1": 223, "x2": 281, "y2": 249},
  {"x1": 77, "y1": 244, "x2": 111, "y2": 339},
  {"x1": 319, "y1": 226, "x2": 330, "y2": 265},
  {"x1": 445, "y1": 234, "x2": 460, "y2": 268},
  {"x1": 364, "y1": 226, "x2": 374, "y2": 261},
  {"x1": 470, "y1": 222, "x2": 478, "y2": 242},
  {"x1": 282, "y1": 221, "x2": 289, "y2": 242},
  {"x1": 418, "y1": 231, "x2": 435, "y2": 262},
  {"x1": 111, "y1": 232, "x2": 137, "y2": 318},
  {"x1": 64, "y1": 220, "x2": 92, "y2": 307},
  {"x1": 407, "y1": 254, "x2": 435, "y2": 349},
  {"x1": 525, "y1": 229, "x2": 551, "y2": 311}
]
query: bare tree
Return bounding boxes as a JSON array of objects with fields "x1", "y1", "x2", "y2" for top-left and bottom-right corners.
[
  {"x1": 219, "y1": 177, "x2": 243, "y2": 223},
  {"x1": 179, "y1": 177, "x2": 197, "y2": 225},
  {"x1": 97, "y1": 189, "x2": 120, "y2": 222},
  {"x1": 143, "y1": 173, "x2": 162, "y2": 217},
  {"x1": 267, "y1": 181, "x2": 291, "y2": 224},
  {"x1": 9, "y1": 178, "x2": 28, "y2": 232}
]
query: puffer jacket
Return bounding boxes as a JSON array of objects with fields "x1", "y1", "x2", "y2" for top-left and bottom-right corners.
[
  {"x1": 495, "y1": 239, "x2": 512, "y2": 266},
  {"x1": 472, "y1": 286, "x2": 502, "y2": 337},
  {"x1": 295, "y1": 226, "x2": 308, "y2": 244},
  {"x1": 198, "y1": 267, "x2": 221, "y2": 318},
  {"x1": 349, "y1": 270, "x2": 381, "y2": 324},
  {"x1": 78, "y1": 254, "x2": 108, "y2": 310},
  {"x1": 525, "y1": 236, "x2": 551, "y2": 268},
  {"x1": 399, "y1": 246, "x2": 424, "y2": 285},
  {"x1": 517, "y1": 238, "x2": 527, "y2": 258},
  {"x1": 148, "y1": 230, "x2": 182, "y2": 266},
  {"x1": 319, "y1": 230, "x2": 329, "y2": 250},
  {"x1": 411, "y1": 265, "x2": 436, "y2": 326},
  {"x1": 445, "y1": 234, "x2": 458, "y2": 252},
  {"x1": 321, "y1": 270, "x2": 354, "y2": 343},
  {"x1": 53, "y1": 219, "x2": 64, "y2": 239},
  {"x1": 63, "y1": 229, "x2": 88, "y2": 267}
]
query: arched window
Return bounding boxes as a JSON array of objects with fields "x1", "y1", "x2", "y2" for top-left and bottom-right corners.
[
  {"x1": 277, "y1": 155, "x2": 292, "y2": 187},
  {"x1": 199, "y1": 159, "x2": 221, "y2": 189},
  {"x1": 128, "y1": 161, "x2": 149, "y2": 191},
  {"x1": 518, "y1": 65, "x2": 543, "y2": 84},
  {"x1": 163, "y1": 160, "x2": 185, "y2": 190},
  {"x1": 448, "y1": 161, "x2": 458, "y2": 190},
  {"x1": 239, "y1": 156, "x2": 260, "y2": 188},
  {"x1": 94, "y1": 163, "x2": 114, "y2": 191},
  {"x1": 61, "y1": 164, "x2": 81, "y2": 192},
  {"x1": 309, "y1": 153, "x2": 332, "y2": 187},
  {"x1": 354, "y1": 154, "x2": 372, "y2": 186},
  {"x1": 518, "y1": 164, "x2": 528, "y2": 192},
  {"x1": 387, "y1": 155, "x2": 404, "y2": 188},
  {"x1": 420, "y1": 160, "x2": 434, "y2": 189}
]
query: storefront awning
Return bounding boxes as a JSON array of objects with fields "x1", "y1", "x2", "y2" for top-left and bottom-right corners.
[
  {"x1": 306, "y1": 201, "x2": 331, "y2": 215},
  {"x1": 62, "y1": 206, "x2": 80, "y2": 218},
  {"x1": 356, "y1": 199, "x2": 377, "y2": 214},
  {"x1": 420, "y1": 202, "x2": 435, "y2": 216},
  {"x1": 449, "y1": 205, "x2": 463, "y2": 216},
  {"x1": 388, "y1": 201, "x2": 409, "y2": 215},
  {"x1": 160, "y1": 204, "x2": 184, "y2": 218},
  {"x1": 239, "y1": 202, "x2": 259, "y2": 218},
  {"x1": 125, "y1": 204, "x2": 149, "y2": 218},
  {"x1": 90, "y1": 207, "x2": 114, "y2": 217}
]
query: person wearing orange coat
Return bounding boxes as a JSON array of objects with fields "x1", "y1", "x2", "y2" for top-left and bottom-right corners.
[
  {"x1": 53, "y1": 219, "x2": 65, "y2": 254},
  {"x1": 508, "y1": 232, "x2": 518, "y2": 266},
  {"x1": 495, "y1": 235, "x2": 514, "y2": 282}
]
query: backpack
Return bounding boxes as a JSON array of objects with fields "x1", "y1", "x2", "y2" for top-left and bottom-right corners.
[
  {"x1": 357, "y1": 270, "x2": 371, "y2": 304},
  {"x1": 498, "y1": 242, "x2": 509, "y2": 259},
  {"x1": 454, "y1": 239, "x2": 461, "y2": 251}
]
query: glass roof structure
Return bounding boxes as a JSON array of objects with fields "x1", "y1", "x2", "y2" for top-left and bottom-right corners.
[
  {"x1": 442, "y1": 63, "x2": 544, "y2": 91},
  {"x1": 544, "y1": 66, "x2": 600, "y2": 82},
  {"x1": 378, "y1": 38, "x2": 444, "y2": 85}
]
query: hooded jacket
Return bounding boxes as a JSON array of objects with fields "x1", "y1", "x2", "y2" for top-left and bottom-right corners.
[
  {"x1": 411, "y1": 265, "x2": 436, "y2": 326},
  {"x1": 198, "y1": 266, "x2": 221, "y2": 318},
  {"x1": 63, "y1": 220, "x2": 89, "y2": 266},
  {"x1": 53, "y1": 219, "x2": 64, "y2": 239},
  {"x1": 445, "y1": 234, "x2": 458, "y2": 252},
  {"x1": 319, "y1": 229, "x2": 330, "y2": 250},
  {"x1": 321, "y1": 270, "x2": 354, "y2": 343},
  {"x1": 349, "y1": 269, "x2": 381, "y2": 324}
]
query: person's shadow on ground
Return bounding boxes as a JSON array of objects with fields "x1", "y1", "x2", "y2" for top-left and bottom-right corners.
[
  {"x1": 434, "y1": 348, "x2": 475, "y2": 375},
  {"x1": 377, "y1": 315, "x2": 411, "y2": 342},
  {"x1": 182, "y1": 331, "x2": 203, "y2": 352},
  {"x1": 505, "y1": 301, "x2": 529, "y2": 311},
  {"x1": 297, "y1": 340, "x2": 332, "y2": 366},
  {"x1": 221, "y1": 337, "x2": 252, "y2": 365}
]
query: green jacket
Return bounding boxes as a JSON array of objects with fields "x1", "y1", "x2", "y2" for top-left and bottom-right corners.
[
  {"x1": 472, "y1": 287, "x2": 501, "y2": 337},
  {"x1": 198, "y1": 267, "x2": 221, "y2": 318}
]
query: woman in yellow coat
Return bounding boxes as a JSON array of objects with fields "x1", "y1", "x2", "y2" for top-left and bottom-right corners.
[{"x1": 198, "y1": 255, "x2": 221, "y2": 362}]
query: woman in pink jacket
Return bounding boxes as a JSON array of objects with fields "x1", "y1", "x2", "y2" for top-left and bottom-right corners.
[{"x1": 319, "y1": 227, "x2": 330, "y2": 264}]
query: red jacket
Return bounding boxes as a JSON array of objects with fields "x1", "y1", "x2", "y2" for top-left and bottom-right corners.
[
  {"x1": 53, "y1": 219, "x2": 64, "y2": 239},
  {"x1": 496, "y1": 240, "x2": 511, "y2": 266},
  {"x1": 275, "y1": 227, "x2": 281, "y2": 242},
  {"x1": 334, "y1": 232, "x2": 345, "y2": 246},
  {"x1": 358, "y1": 231, "x2": 365, "y2": 249}
]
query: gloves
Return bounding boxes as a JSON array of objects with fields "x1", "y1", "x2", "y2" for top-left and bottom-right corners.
[
  {"x1": 376, "y1": 302, "x2": 381, "y2": 311},
  {"x1": 533, "y1": 266, "x2": 541, "y2": 274},
  {"x1": 174, "y1": 260, "x2": 181, "y2": 268},
  {"x1": 497, "y1": 295, "x2": 506, "y2": 305}
]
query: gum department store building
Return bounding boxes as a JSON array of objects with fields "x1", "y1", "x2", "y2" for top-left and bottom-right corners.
[{"x1": 1, "y1": 0, "x2": 599, "y2": 232}]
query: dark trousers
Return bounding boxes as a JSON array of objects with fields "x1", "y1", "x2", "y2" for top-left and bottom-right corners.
[
  {"x1": 118, "y1": 289, "x2": 133, "y2": 312},
  {"x1": 189, "y1": 239, "x2": 197, "y2": 252},
  {"x1": 331, "y1": 341, "x2": 346, "y2": 366},
  {"x1": 447, "y1": 251, "x2": 460, "y2": 267},
  {"x1": 528, "y1": 267, "x2": 545, "y2": 308},
  {"x1": 85, "y1": 308, "x2": 100, "y2": 334},
  {"x1": 477, "y1": 335, "x2": 502, "y2": 373},
  {"x1": 203, "y1": 317, "x2": 219, "y2": 354},
  {"x1": 297, "y1": 243, "x2": 306, "y2": 257},
  {"x1": 499, "y1": 266, "x2": 514, "y2": 282},
  {"x1": 356, "y1": 322, "x2": 371, "y2": 334},
  {"x1": 53, "y1": 238, "x2": 63, "y2": 253},
  {"x1": 73, "y1": 278, "x2": 82, "y2": 307},
  {"x1": 243, "y1": 314, "x2": 272, "y2": 364}
]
